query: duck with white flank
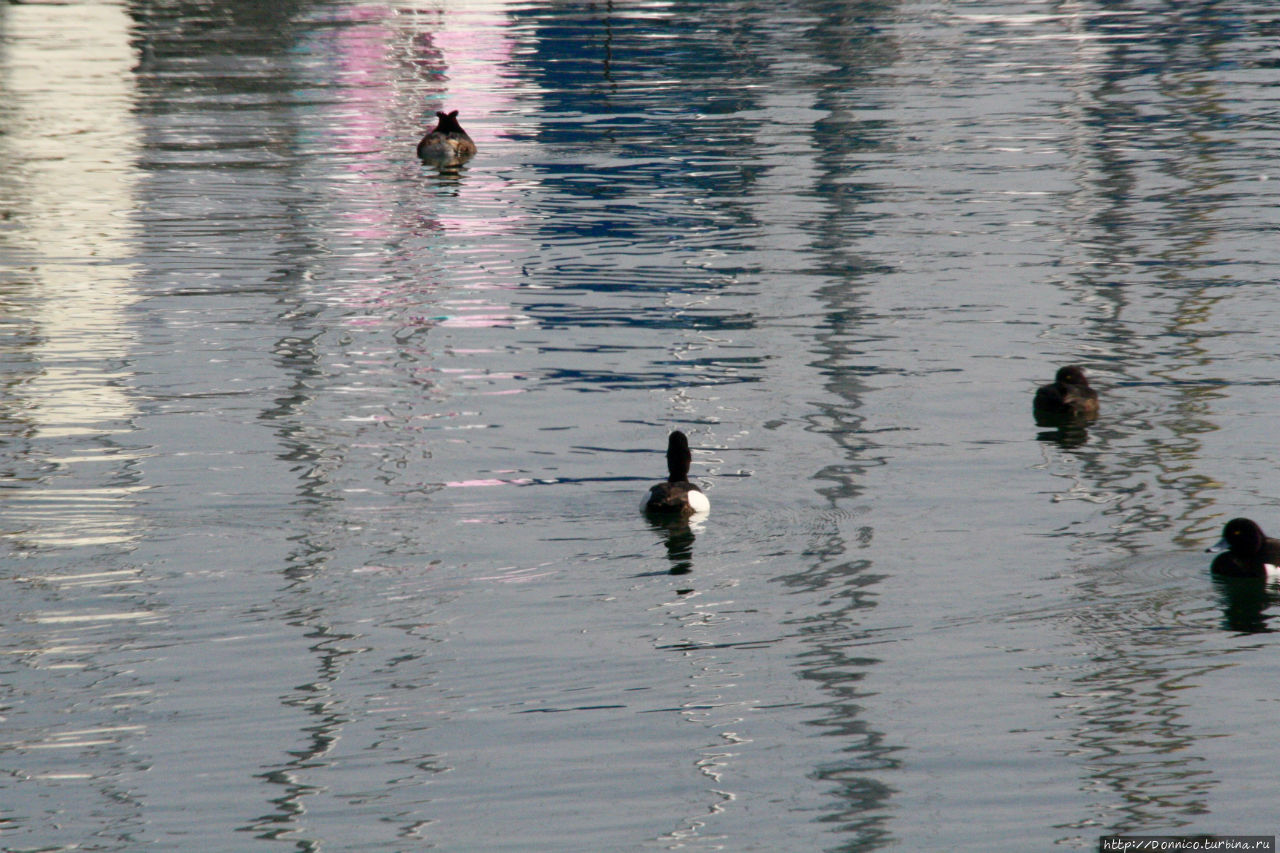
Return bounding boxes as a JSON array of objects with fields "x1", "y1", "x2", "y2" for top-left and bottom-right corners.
[
  {"x1": 1207, "y1": 518, "x2": 1280, "y2": 578},
  {"x1": 642, "y1": 431, "x2": 710, "y2": 517}
]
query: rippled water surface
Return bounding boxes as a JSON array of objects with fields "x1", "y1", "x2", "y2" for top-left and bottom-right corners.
[{"x1": 4, "y1": 1, "x2": 1280, "y2": 850}]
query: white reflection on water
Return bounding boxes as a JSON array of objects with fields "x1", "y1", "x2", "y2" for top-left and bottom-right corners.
[{"x1": 0, "y1": 4, "x2": 143, "y2": 550}]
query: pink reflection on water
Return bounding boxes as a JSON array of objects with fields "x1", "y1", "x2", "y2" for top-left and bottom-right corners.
[
  {"x1": 471, "y1": 566, "x2": 558, "y2": 583},
  {"x1": 353, "y1": 564, "x2": 410, "y2": 574},
  {"x1": 303, "y1": 1, "x2": 524, "y2": 244},
  {"x1": 317, "y1": 6, "x2": 400, "y2": 242},
  {"x1": 440, "y1": 314, "x2": 529, "y2": 328},
  {"x1": 298, "y1": 2, "x2": 537, "y2": 438}
]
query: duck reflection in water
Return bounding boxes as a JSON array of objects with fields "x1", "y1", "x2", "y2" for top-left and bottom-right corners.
[
  {"x1": 646, "y1": 513, "x2": 700, "y2": 577},
  {"x1": 1212, "y1": 575, "x2": 1278, "y2": 634},
  {"x1": 641, "y1": 431, "x2": 710, "y2": 581},
  {"x1": 1035, "y1": 421, "x2": 1091, "y2": 449}
]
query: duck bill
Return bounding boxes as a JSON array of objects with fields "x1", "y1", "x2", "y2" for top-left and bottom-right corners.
[{"x1": 1206, "y1": 537, "x2": 1231, "y2": 554}]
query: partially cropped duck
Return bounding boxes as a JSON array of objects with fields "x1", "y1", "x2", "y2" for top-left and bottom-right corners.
[
  {"x1": 1207, "y1": 518, "x2": 1280, "y2": 578},
  {"x1": 1033, "y1": 365, "x2": 1099, "y2": 423},
  {"x1": 416, "y1": 109, "x2": 476, "y2": 167},
  {"x1": 642, "y1": 431, "x2": 710, "y2": 517}
]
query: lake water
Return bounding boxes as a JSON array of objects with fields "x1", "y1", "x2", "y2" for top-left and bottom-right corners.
[{"x1": 3, "y1": 1, "x2": 1280, "y2": 850}]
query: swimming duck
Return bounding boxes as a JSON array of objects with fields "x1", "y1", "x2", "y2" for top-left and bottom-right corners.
[
  {"x1": 1207, "y1": 518, "x2": 1280, "y2": 578},
  {"x1": 642, "y1": 431, "x2": 710, "y2": 517},
  {"x1": 416, "y1": 110, "x2": 476, "y2": 166},
  {"x1": 1033, "y1": 365, "x2": 1099, "y2": 423}
]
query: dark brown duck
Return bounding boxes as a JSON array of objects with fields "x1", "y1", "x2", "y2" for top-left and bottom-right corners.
[
  {"x1": 1033, "y1": 365, "x2": 1099, "y2": 423},
  {"x1": 417, "y1": 109, "x2": 476, "y2": 166}
]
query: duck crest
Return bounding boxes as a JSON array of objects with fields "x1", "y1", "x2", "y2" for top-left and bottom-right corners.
[
  {"x1": 666, "y1": 431, "x2": 692, "y2": 482},
  {"x1": 417, "y1": 108, "x2": 476, "y2": 166},
  {"x1": 434, "y1": 109, "x2": 465, "y2": 135}
]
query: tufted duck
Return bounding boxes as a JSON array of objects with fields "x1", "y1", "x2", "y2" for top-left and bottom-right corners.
[
  {"x1": 417, "y1": 110, "x2": 476, "y2": 166},
  {"x1": 1207, "y1": 518, "x2": 1280, "y2": 578},
  {"x1": 642, "y1": 431, "x2": 710, "y2": 517},
  {"x1": 1034, "y1": 365, "x2": 1099, "y2": 423}
]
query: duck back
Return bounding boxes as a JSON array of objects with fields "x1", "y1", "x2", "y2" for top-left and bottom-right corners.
[{"x1": 417, "y1": 109, "x2": 476, "y2": 165}]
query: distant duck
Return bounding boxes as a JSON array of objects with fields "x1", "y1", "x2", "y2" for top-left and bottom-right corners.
[
  {"x1": 1207, "y1": 518, "x2": 1280, "y2": 578},
  {"x1": 642, "y1": 431, "x2": 710, "y2": 517},
  {"x1": 417, "y1": 109, "x2": 476, "y2": 167},
  {"x1": 1034, "y1": 365, "x2": 1099, "y2": 423}
]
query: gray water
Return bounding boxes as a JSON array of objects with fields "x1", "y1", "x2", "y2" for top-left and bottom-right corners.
[{"x1": 3, "y1": 1, "x2": 1280, "y2": 850}]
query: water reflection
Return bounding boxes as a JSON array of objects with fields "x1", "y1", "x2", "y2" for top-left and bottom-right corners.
[
  {"x1": 774, "y1": 3, "x2": 901, "y2": 845},
  {"x1": 1037, "y1": 0, "x2": 1275, "y2": 831},
  {"x1": 0, "y1": 8, "x2": 157, "y2": 845},
  {"x1": 240, "y1": 2, "x2": 529, "y2": 847},
  {"x1": 1037, "y1": 423, "x2": 1091, "y2": 449},
  {"x1": 1212, "y1": 576, "x2": 1279, "y2": 635},
  {"x1": 0, "y1": 4, "x2": 144, "y2": 551},
  {"x1": 1053, "y1": 645, "x2": 1226, "y2": 834},
  {"x1": 645, "y1": 513, "x2": 702, "y2": 578},
  {"x1": 1050, "y1": 0, "x2": 1241, "y2": 541}
]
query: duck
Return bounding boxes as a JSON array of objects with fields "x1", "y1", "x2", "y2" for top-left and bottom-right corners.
[
  {"x1": 416, "y1": 110, "x2": 476, "y2": 166},
  {"x1": 1207, "y1": 518, "x2": 1280, "y2": 578},
  {"x1": 642, "y1": 431, "x2": 710, "y2": 517},
  {"x1": 1033, "y1": 365, "x2": 1099, "y2": 423}
]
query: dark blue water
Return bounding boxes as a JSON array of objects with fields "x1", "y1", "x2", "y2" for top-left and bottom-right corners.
[{"x1": 3, "y1": 1, "x2": 1280, "y2": 850}]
